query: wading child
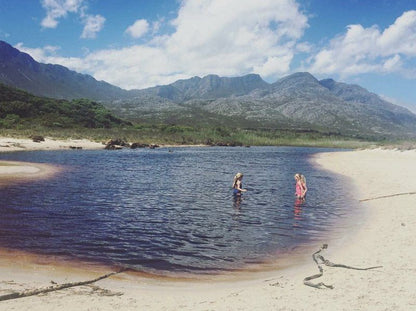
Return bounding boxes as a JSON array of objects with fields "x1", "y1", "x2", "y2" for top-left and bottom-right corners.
[
  {"x1": 232, "y1": 172, "x2": 247, "y2": 196},
  {"x1": 294, "y1": 173, "x2": 307, "y2": 199}
]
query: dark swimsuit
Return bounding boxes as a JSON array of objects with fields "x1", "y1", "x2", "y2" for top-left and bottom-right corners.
[{"x1": 233, "y1": 182, "x2": 242, "y2": 195}]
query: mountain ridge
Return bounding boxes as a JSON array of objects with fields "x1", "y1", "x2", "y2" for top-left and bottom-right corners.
[
  {"x1": 118, "y1": 71, "x2": 416, "y2": 138},
  {"x1": 0, "y1": 40, "x2": 129, "y2": 101},
  {"x1": 1, "y1": 40, "x2": 416, "y2": 139}
]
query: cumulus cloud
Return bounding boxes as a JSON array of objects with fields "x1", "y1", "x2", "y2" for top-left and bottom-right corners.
[
  {"x1": 163, "y1": 0, "x2": 307, "y2": 77},
  {"x1": 125, "y1": 19, "x2": 149, "y2": 39},
  {"x1": 94, "y1": 0, "x2": 308, "y2": 89},
  {"x1": 307, "y1": 10, "x2": 416, "y2": 78},
  {"x1": 41, "y1": 0, "x2": 84, "y2": 28},
  {"x1": 40, "y1": 0, "x2": 105, "y2": 39},
  {"x1": 81, "y1": 14, "x2": 105, "y2": 39}
]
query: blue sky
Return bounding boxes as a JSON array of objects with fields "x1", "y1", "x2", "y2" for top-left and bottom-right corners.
[{"x1": 0, "y1": 0, "x2": 415, "y2": 112}]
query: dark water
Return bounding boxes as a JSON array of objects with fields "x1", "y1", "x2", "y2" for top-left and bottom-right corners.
[{"x1": 0, "y1": 147, "x2": 358, "y2": 275}]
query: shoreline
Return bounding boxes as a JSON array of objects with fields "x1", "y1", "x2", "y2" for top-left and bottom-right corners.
[
  {"x1": 0, "y1": 137, "x2": 105, "y2": 153},
  {"x1": 0, "y1": 136, "x2": 211, "y2": 153},
  {"x1": 0, "y1": 147, "x2": 415, "y2": 309}
]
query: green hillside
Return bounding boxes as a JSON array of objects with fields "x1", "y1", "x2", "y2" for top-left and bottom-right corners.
[
  {"x1": 0, "y1": 83, "x2": 130, "y2": 129},
  {"x1": 0, "y1": 83, "x2": 388, "y2": 149}
]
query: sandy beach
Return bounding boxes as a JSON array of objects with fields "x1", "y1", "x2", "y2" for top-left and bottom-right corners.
[
  {"x1": 0, "y1": 137, "x2": 104, "y2": 153},
  {"x1": 0, "y1": 144, "x2": 415, "y2": 310},
  {"x1": 0, "y1": 136, "x2": 101, "y2": 185}
]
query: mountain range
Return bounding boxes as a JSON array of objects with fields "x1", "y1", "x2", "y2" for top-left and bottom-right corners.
[
  {"x1": 110, "y1": 72, "x2": 416, "y2": 138},
  {"x1": 1, "y1": 40, "x2": 416, "y2": 139},
  {"x1": 0, "y1": 40, "x2": 128, "y2": 101}
]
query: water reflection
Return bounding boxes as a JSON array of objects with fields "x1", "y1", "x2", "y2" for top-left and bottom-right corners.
[
  {"x1": 232, "y1": 193, "x2": 243, "y2": 210},
  {"x1": 293, "y1": 198, "x2": 305, "y2": 228}
]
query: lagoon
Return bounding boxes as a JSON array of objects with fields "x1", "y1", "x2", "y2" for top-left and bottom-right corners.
[{"x1": 0, "y1": 147, "x2": 359, "y2": 276}]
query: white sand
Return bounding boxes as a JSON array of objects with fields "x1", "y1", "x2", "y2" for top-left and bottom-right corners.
[
  {"x1": 0, "y1": 136, "x2": 102, "y2": 183},
  {"x1": 0, "y1": 137, "x2": 104, "y2": 153},
  {"x1": 0, "y1": 148, "x2": 415, "y2": 310},
  {"x1": 0, "y1": 164, "x2": 40, "y2": 174}
]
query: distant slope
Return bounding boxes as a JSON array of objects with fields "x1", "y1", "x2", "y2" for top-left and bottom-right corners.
[
  {"x1": 0, "y1": 83, "x2": 129, "y2": 128},
  {"x1": 0, "y1": 40, "x2": 129, "y2": 101}
]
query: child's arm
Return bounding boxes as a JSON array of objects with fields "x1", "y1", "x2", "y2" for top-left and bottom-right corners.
[{"x1": 236, "y1": 180, "x2": 247, "y2": 192}]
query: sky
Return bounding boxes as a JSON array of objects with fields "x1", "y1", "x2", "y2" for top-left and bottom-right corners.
[{"x1": 0, "y1": 0, "x2": 415, "y2": 112}]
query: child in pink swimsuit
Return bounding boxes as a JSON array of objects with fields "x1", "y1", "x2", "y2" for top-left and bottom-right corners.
[{"x1": 294, "y1": 173, "x2": 307, "y2": 199}]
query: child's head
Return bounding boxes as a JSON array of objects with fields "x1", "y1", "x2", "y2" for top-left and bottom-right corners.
[
  {"x1": 233, "y1": 172, "x2": 244, "y2": 187},
  {"x1": 294, "y1": 173, "x2": 301, "y2": 181},
  {"x1": 234, "y1": 172, "x2": 244, "y2": 180}
]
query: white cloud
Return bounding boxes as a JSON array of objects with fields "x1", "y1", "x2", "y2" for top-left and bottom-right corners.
[
  {"x1": 307, "y1": 10, "x2": 416, "y2": 78},
  {"x1": 15, "y1": 43, "x2": 57, "y2": 61},
  {"x1": 383, "y1": 54, "x2": 402, "y2": 71},
  {"x1": 125, "y1": 19, "x2": 149, "y2": 39},
  {"x1": 32, "y1": 0, "x2": 309, "y2": 89},
  {"x1": 40, "y1": 0, "x2": 105, "y2": 39},
  {"x1": 253, "y1": 52, "x2": 294, "y2": 77},
  {"x1": 378, "y1": 10, "x2": 416, "y2": 56},
  {"x1": 120, "y1": 0, "x2": 308, "y2": 88},
  {"x1": 151, "y1": 19, "x2": 163, "y2": 35},
  {"x1": 15, "y1": 43, "x2": 88, "y2": 72},
  {"x1": 41, "y1": 0, "x2": 84, "y2": 28},
  {"x1": 81, "y1": 14, "x2": 105, "y2": 39},
  {"x1": 295, "y1": 42, "x2": 312, "y2": 53}
]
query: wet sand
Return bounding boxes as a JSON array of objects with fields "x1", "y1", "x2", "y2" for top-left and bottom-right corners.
[
  {"x1": 0, "y1": 147, "x2": 415, "y2": 310},
  {"x1": 0, "y1": 160, "x2": 61, "y2": 187}
]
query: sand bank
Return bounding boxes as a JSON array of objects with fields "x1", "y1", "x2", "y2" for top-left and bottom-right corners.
[
  {"x1": 0, "y1": 137, "x2": 103, "y2": 184},
  {"x1": 0, "y1": 148, "x2": 415, "y2": 310},
  {"x1": 0, "y1": 137, "x2": 104, "y2": 153},
  {"x1": 0, "y1": 160, "x2": 61, "y2": 186}
]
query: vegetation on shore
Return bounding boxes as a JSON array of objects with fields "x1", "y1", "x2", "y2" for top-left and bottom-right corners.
[
  {"x1": 0, "y1": 125, "x2": 396, "y2": 150},
  {"x1": 1, "y1": 83, "x2": 413, "y2": 149}
]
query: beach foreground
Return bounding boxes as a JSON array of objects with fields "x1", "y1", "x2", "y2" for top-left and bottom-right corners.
[{"x1": 0, "y1": 148, "x2": 415, "y2": 310}]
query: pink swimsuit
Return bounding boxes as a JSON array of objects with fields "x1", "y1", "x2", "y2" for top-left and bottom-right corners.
[{"x1": 295, "y1": 182, "x2": 303, "y2": 197}]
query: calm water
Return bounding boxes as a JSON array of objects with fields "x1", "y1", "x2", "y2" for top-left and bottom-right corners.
[{"x1": 0, "y1": 147, "x2": 358, "y2": 275}]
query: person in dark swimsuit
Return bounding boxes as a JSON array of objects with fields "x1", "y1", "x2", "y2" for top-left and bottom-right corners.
[{"x1": 232, "y1": 172, "x2": 247, "y2": 196}]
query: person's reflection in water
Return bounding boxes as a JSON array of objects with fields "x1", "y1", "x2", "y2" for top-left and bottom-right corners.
[
  {"x1": 233, "y1": 193, "x2": 243, "y2": 210},
  {"x1": 293, "y1": 198, "x2": 304, "y2": 226}
]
